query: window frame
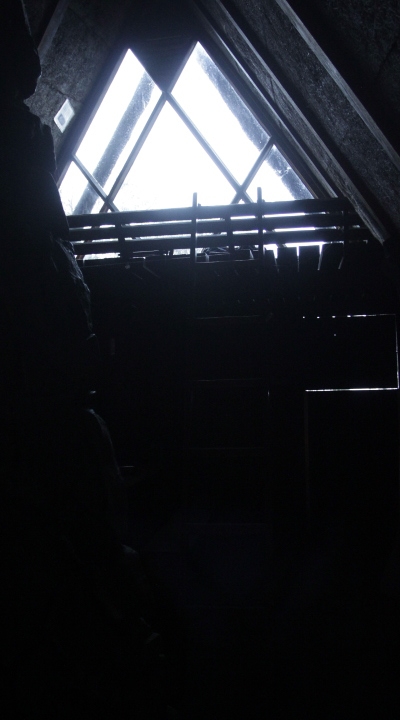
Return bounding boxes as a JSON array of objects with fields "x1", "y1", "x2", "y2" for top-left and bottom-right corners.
[{"x1": 56, "y1": 31, "x2": 331, "y2": 213}]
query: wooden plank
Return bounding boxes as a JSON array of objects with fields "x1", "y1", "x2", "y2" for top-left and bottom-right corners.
[
  {"x1": 191, "y1": 0, "x2": 389, "y2": 241},
  {"x1": 70, "y1": 227, "x2": 368, "y2": 255},
  {"x1": 69, "y1": 211, "x2": 364, "y2": 242},
  {"x1": 67, "y1": 198, "x2": 353, "y2": 228}
]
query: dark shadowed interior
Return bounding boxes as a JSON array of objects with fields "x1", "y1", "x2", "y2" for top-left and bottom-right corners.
[{"x1": 1, "y1": 1, "x2": 400, "y2": 718}]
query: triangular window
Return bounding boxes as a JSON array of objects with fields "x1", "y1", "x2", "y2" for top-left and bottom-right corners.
[{"x1": 59, "y1": 43, "x2": 312, "y2": 215}]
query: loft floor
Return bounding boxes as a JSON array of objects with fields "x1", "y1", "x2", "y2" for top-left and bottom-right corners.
[{"x1": 120, "y1": 440, "x2": 399, "y2": 719}]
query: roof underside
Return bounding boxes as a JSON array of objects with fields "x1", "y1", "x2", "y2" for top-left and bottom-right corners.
[{"x1": 24, "y1": 0, "x2": 400, "y2": 243}]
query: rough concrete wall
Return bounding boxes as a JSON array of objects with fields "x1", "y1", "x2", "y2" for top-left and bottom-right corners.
[
  {"x1": 271, "y1": 0, "x2": 400, "y2": 159},
  {"x1": 314, "y1": 0, "x2": 400, "y2": 119},
  {"x1": 23, "y1": 0, "x2": 56, "y2": 41},
  {"x1": 199, "y1": 0, "x2": 400, "y2": 238},
  {"x1": 337, "y1": 0, "x2": 399, "y2": 74},
  {"x1": 26, "y1": 0, "x2": 130, "y2": 152}
]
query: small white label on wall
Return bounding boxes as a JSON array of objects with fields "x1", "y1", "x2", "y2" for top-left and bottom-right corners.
[{"x1": 54, "y1": 98, "x2": 75, "y2": 132}]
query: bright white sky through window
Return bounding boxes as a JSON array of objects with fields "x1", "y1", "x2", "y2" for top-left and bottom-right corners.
[
  {"x1": 76, "y1": 52, "x2": 145, "y2": 174},
  {"x1": 114, "y1": 101, "x2": 234, "y2": 210},
  {"x1": 59, "y1": 43, "x2": 311, "y2": 215},
  {"x1": 172, "y1": 45, "x2": 267, "y2": 185}
]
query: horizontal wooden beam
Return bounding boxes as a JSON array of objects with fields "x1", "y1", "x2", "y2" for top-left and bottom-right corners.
[
  {"x1": 67, "y1": 197, "x2": 352, "y2": 228},
  {"x1": 71, "y1": 228, "x2": 370, "y2": 257},
  {"x1": 69, "y1": 212, "x2": 363, "y2": 243}
]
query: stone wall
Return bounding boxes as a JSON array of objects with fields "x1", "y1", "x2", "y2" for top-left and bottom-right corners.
[{"x1": 26, "y1": 0, "x2": 131, "y2": 152}]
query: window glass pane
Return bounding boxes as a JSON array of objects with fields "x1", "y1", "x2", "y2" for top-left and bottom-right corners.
[
  {"x1": 247, "y1": 146, "x2": 312, "y2": 201},
  {"x1": 103, "y1": 78, "x2": 161, "y2": 195},
  {"x1": 58, "y1": 161, "x2": 91, "y2": 214},
  {"x1": 114, "y1": 101, "x2": 234, "y2": 211},
  {"x1": 58, "y1": 160, "x2": 105, "y2": 214},
  {"x1": 76, "y1": 50, "x2": 161, "y2": 193},
  {"x1": 172, "y1": 43, "x2": 269, "y2": 184}
]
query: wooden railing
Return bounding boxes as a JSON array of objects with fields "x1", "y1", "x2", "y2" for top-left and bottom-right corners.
[{"x1": 68, "y1": 198, "x2": 372, "y2": 262}]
